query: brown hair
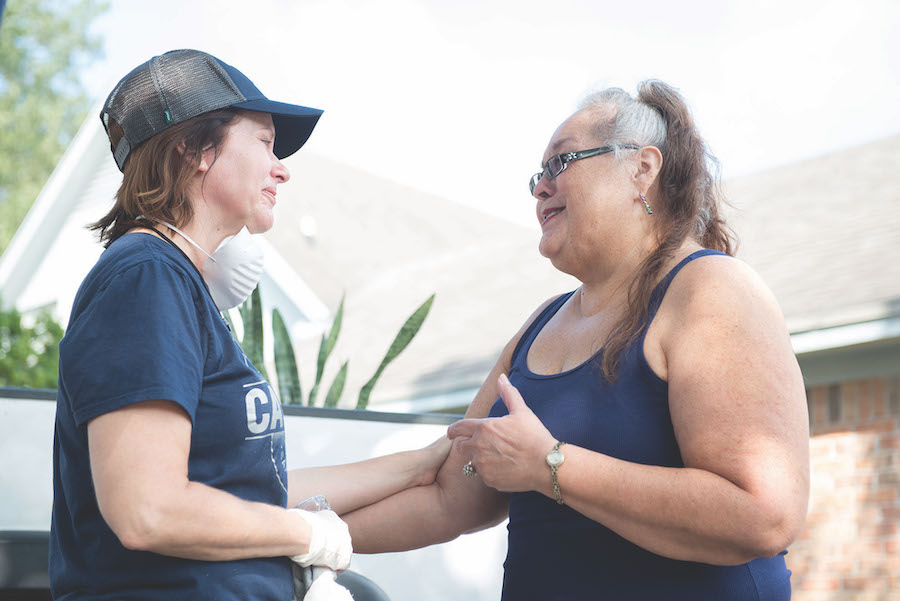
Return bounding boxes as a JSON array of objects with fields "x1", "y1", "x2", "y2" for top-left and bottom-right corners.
[
  {"x1": 90, "y1": 109, "x2": 240, "y2": 246},
  {"x1": 580, "y1": 80, "x2": 737, "y2": 381}
]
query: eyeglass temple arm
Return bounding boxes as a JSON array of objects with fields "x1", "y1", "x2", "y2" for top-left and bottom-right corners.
[{"x1": 569, "y1": 144, "x2": 642, "y2": 159}]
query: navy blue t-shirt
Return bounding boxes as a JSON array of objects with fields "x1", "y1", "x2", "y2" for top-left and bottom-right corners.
[
  {"x1": 489, "y1": 250, "x2": 792, "y2": 601},
  {"x1": 50, "y1": 233, "x2": 292, "y2": 601}
]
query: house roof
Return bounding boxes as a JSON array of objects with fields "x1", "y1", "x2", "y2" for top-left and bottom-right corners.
[{"x1": 724, "y1": 133, "x2": 900, "y2": 333}]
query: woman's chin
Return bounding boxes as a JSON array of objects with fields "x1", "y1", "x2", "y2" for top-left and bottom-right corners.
[
  {"x1": 539, "y1": 240, "x2": 578, "y2": 277},
  {"x1": 246, "y1": 216, "x2": 274, "y2": 235},
  {"x1": 538, "y1": 236, "x2": 560, "y2": 261}
]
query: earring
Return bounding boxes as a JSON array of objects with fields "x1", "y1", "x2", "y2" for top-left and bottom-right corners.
[{"x1": 639, "y1": 193, "x2": 653, "y2": 215}]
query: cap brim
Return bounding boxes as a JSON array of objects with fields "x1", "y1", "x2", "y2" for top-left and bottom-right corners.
[{"x1": 233, "y1": 98, "x2": 323, "y2": 160}]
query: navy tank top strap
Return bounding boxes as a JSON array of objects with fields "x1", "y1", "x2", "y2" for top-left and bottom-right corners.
[
  {"x1": 509, "y1": 292, "x2": 574, "y2": 367},
  {"x1": 646, "y1": 249, "x2": 727, "y2": 321},
  {"x1": 510, "y1": 249, "x2": 726, "y2": 370}
]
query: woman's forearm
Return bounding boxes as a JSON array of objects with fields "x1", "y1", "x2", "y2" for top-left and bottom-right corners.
[
  {"x1": 342, "y1": 483, "x2": 459, "y2": 553},
  {"x1": 335, "y1": 329, "x2": 520, "y2": 553},
  {"x1": 287, "y1": 438, "x2": 448, "y2": 515},
  {"x1": 343, "y1": 450, "x2": 509, "y2": 553},
  {"x1": 105, "y1": 478, "x2": 313, "y2": 561},
  {"x1": 555, "y1": 446, "x2": 804, "y2": 565}
]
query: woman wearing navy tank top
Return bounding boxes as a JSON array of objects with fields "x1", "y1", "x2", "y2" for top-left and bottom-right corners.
[{"x1": 345, "y1": 80, "x2": 810, "y2": 600}]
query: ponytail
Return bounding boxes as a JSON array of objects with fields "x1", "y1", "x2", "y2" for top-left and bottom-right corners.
[
  {"x1": 581, "y1": 80, "x2": 736, "y2": 381},
  {"x1": 637, "y1": 80, "x2": 735, "y2": 253}
]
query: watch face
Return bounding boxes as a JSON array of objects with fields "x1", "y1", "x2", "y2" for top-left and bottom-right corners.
[{"x1": 547, "y1": 449, "x2": 564, "y2": 467}]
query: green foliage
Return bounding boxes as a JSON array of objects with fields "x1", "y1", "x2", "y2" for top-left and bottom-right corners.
[
  {"x1": 357, "y1": 294, "x2": 435, "y2": 409},
  {"x1": 308, "y1": 295, "x2": 343, "y2": 406},
  {"x1": 323, "y1": 361, "x2": 348, "y2": 408},
  {"x1": 272, "y1": 308, "x2": 301, "y2": 405},
  {"x1": 234, "y1": 288, "x2": 434, "y2": 409},
  {"x1": 0, "y1": 303, "x2": 64, "y2": 388},
  {"x1": 236, "y1": 286, "x2": 269, "y2": 381},
  {"x1": 0, "y1": 0, "x2": 108, "y2": 253}
]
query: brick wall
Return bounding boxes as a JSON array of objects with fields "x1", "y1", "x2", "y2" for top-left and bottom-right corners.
[{"x1": 788, "y1": 376, "x2": 900, "y2": 601}]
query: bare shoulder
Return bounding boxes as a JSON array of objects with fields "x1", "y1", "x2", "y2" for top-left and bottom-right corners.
[
  {"x1": 659, "y1": 251, "x2": 803, "y2": 405},
  {"x1": 646, "y1": 253, "x2": 790, "y2": 381},
  {"x1": 660, "y1": 253, "x2": 785, "y2": 330}
]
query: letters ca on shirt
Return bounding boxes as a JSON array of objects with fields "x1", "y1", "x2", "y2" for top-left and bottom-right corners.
[
  {"x1": 244, "y1": 380, "x2": 285, "y2": 438},
  {"x1": 243, "y1": 379, "x2": 288, "y2": 494}
]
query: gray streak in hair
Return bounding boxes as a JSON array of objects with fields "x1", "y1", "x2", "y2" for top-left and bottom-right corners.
[{"x1": 578, "y1": 88, "x2": 668, "y2": 159}]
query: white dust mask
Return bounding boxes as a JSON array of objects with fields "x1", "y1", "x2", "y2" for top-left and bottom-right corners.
[{"x1": 157, "y1": 222, "x2": 264, "y2": 311}]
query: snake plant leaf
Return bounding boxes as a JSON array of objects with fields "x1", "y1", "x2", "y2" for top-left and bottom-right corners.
[
  {"x1": 272, "y1": 308, "x2": 302, "y2": 405},
  {"x1": 307, "y1": 333, "x2": 326, "y2": 406},
  {"x1": 318, "y1": 295, "x2": 344, "y2": 373},
  {"x1": 323, "y1": 361, "x2": 349, "y2": 408},
  {"x1": 251, "y1": 286, "x2": 269, "y2": 381},
  {"x1": 308, "y1": 295, "x2": 344, "y2": 406},
  {"x1": 357, "y1": 294, "x2": 434, "y2": 409},
  {"x1": 237, "y1": 286, "x2": 268, "y2": 382}
]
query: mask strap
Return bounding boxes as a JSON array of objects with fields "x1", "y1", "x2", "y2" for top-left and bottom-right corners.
[
  {"x1": 152, "y1": 219, "x2": 218, "y2": 264},
  {"x1": 139, "y1": 221, "x2": 228, "y2": 326}
]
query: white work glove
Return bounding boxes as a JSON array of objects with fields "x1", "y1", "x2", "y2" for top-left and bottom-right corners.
[
  {"x1": 288, "y1": 508, "x2": 353, "y2": 571},
  {"x1": 303, "y1": 567, "x2": 354, "y2": 601}
]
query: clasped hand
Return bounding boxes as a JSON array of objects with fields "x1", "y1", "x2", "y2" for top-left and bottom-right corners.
[
  {"x1": 289, "y1": 508, "x2": 352, "y2": 571},
  {"x1": 448, "y1": 374, "x2": 556, "y2": 493}
]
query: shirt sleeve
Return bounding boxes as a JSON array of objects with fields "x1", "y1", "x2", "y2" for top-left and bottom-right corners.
[{"x1": 60, "y1": 258, "x2": 208, "y2": 427}]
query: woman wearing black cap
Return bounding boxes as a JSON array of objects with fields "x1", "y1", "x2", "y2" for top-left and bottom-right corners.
[{"x1": 49, "y1": 49, "x2": 449, "y2": 601}]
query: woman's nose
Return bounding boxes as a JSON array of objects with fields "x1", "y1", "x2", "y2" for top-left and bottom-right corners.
[
  {"x1": 272, "y1": 158, "x2": 290, "y2": 183},
  {"x1": 532, "y1": 173, "x2": 553, "y2": 200}
]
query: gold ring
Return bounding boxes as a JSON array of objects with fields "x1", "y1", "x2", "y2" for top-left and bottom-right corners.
[{"x1": 462, "y1": 461, "x2": 477, "y2": 477}]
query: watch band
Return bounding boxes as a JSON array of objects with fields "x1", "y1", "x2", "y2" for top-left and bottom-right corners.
[{"x1": 548, "y1": 441, "x2": 566, "y2": 505}]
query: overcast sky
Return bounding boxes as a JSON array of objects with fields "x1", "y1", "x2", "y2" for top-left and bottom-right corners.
[{"x1": 81, "y1": 0, "x2": 900, "y2": 227}]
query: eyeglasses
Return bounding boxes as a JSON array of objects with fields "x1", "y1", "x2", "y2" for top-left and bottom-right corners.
[{"x1": 529, "y1": 144, "x2": 640, "y2": 196}]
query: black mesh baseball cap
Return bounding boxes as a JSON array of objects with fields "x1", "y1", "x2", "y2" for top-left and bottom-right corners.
[{"x1": 100, "y1": 49, "x2": 323, "y2": 171}]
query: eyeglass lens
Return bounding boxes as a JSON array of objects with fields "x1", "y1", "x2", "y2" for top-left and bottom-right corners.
[
  {"x1": 547, "y1": 155, "x2": 564, "y2": 178},
  {"x1": 530, "y1": 154, "x2": 566, "y2": 195}
]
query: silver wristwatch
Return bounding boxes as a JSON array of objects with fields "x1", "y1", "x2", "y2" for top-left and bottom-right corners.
[{"x1": 546, "y1": 441, "x2": 566, "y2": 505}]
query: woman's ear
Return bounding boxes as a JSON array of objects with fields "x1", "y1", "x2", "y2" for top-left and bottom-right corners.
[
  {"x1": 176, "y1": 140, "x2": 213, "y2": 173},
  {"x1": 196, "y1": 147, "x2": 214, "y2": 173},
  {"x1": 634, "y1": 146, "x2": 663, "y2": 190}
]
